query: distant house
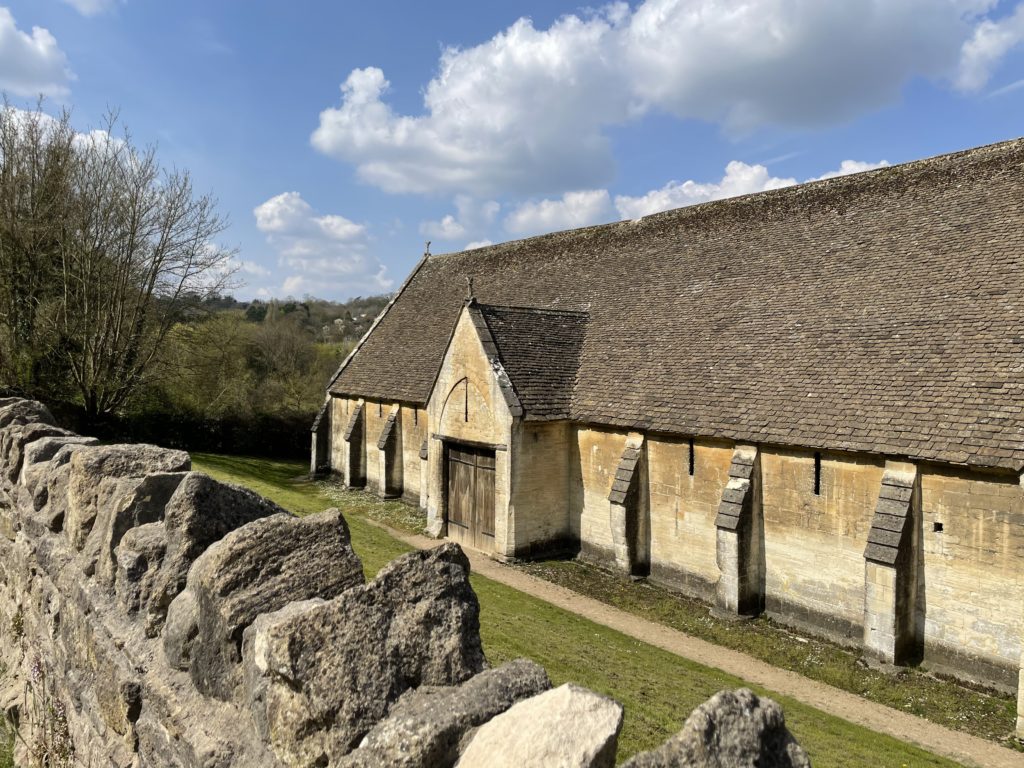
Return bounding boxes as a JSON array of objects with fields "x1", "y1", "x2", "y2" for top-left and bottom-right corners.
[{"x1": 311, "y1": 138, "x2": 1024, "y2": 717}]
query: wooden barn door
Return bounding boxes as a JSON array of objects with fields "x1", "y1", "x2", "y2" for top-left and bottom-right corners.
[{"x1": 446, "y1": 443, "x2": 496, "y2": 552}]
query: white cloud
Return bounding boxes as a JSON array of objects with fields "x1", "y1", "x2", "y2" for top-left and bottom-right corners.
[
  {"x1": 955, "y1": 3, "x2": 1024, "y2": 91},
  {"x1": 615, "y1": 162, "x2": 796, "y2": 220},
  {"x1": 504, "y1": 189, "x2": 612, "y2": 237},
  {"x1": 313, "y1": 0, "x2": 1004, "y2": 197},
  {"x1": 421, "y1": 195, "x2": 500, "y2": 241},
  {"x1": 615, "y1": 158, "x2": 889, "y2": 220},
  {"x1": 253, "y1": 192, "x2": 391, "y2": 297},
  {"x1": 236, "y1": 259, "x2": 271, "y2": 278},
  {"x1": 808, "y1": 159, "x2": 890, "y2": 181},
  {"x1": 0, "y1": 8, "x2": 73, "y2": 97},
  {"x1": 60, "y1": 0, "x2": 120, "y2": 16},
  {"x1": 464, "y1": 240, "x2": 493, "y2": 250}
]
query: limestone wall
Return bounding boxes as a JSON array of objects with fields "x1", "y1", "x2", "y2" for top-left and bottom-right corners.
[
  {"x1": 329, "y1": 395, "x2": 352, "y2": 472},
  {"x1": 363, "y1": 398, "x2": 389, "y2": 495},
  {"x1": 0, "y1": 398, "x2": 813, "y2": 767},
  {"x1": 400, "y1": 406, "x2": 428, "y2": 503},
  {"x1": 920, "y1": 466, "x2": 1024, "y2": 687},
  {"x1": 573, "y1": 427, "x2": 629, "y2": 561},
  {"x1": 760, "y1": 449, "x2": 884, "y2": 643},
  {"x1": 509, "y1": 421, "x2": 573, "y2": 556},
  {"x1": 647, "y1": 437, "x2": 732, "y2": 599}
]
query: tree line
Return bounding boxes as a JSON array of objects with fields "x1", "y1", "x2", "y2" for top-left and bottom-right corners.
[{"x1": 0, "y1": 102, "x2": 390, "y2": 457}]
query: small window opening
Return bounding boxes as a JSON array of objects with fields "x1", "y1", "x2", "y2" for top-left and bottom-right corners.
[
  {"x1": 813, "y1": 452, "x2": 822, "y2": 496},
  {"x1": 414, "y1": 410, "x2": 418, "y2": 426},
  {"x1": 933, "y1": 521, "x2": 944, "y2": 533},
  {"x1": 688, "y1": 438, "x2": 695, "y2": 477}
]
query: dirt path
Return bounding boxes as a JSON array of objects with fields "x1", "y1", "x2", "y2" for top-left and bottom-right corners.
[{"x1": 379, "y1": 523, "x2": 1023, "y2": 768}]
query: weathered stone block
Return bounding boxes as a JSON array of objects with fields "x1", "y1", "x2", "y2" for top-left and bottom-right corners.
[
  {"x1": 248, "y1": 542, "x2": 485, "y2": 766},
  {"x1": 64, "y1": 445, "x2": 191, "y2": 552},
  {"x1": 167, "y1": 508, "x2": 365, "y2": 700},
  {"x1": 622, "y1": 688, "x2": 809, "y2": 768},
  {"x1": 18, "y1": 435, "x2": 97, "y2": 496},
  {"x1": 341, "y1": 659, "x2": 551, "y2": 768},
  {"x1": 0, "y1": 422, "x2": 74, "y2": 483},
  {"x1": 0, "y1": 399, "x2": 54, "y2": 430},
  {"x1": 115, "y1": 521, "x2": 166, "y2": 614},
  {"x1": 84, "y1": 472, "x2": 187, "y2": 588},
  {"x1": 140, "y1": 472, "x2": 287, "y2": 636},
  {"x1": 457, "y1": 683, "x2": 623, "y2": 768}
]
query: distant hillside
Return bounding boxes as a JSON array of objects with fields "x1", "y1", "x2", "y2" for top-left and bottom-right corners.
[{"x1": 188, "y1": 294, "x2": 393, "y2": 344}]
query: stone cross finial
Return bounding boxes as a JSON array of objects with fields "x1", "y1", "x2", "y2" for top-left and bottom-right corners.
[
  {"x1": 466, "y1": 276, "x2": 475, "y2": 302},
  {"x1": 424, "y1": 241, "x2": 431, "y2": 256}
]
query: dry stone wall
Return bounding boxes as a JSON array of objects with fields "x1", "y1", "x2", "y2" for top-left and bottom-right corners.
[{"x1": 0, "y1": 399, "x2": 810, "y2": 767}]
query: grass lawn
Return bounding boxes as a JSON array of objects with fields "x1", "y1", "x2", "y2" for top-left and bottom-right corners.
[{"x1": 193, "y1": 453, "x2": 968, "y2": 767}]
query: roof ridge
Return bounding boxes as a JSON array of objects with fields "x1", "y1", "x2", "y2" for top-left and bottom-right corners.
[{"x1": 429, "y1": 135, "x2": 1024, "y2": 260}]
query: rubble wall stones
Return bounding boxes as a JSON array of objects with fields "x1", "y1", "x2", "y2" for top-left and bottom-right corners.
[{"x1": 0, "y1": 399, "x2": 810, "y2": 768}]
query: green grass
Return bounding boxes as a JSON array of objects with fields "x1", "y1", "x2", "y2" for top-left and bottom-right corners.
[
  {"x1": 192, "y1": 453, "x2": 967, "y2": 767},
  {"x1": 517, "y1": 559, "x2": 1017, "y2": 743}
]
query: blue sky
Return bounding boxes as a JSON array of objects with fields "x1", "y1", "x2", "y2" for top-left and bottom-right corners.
[{"x1": 2, "y1": 0, "x2": 1023, "y2": 300}]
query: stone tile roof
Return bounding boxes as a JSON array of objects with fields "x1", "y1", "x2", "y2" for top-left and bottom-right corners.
[
  {"x1": 330, "y1": 137, "x2": 1024, "y2": 471},
  {"x1": 474, "y1": 303, "x2": 588, "y2": 420}
]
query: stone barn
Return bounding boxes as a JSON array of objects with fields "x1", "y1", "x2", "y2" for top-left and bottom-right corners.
[{"x1": 311, "y1": 138, "x2": 1024, "y2": 706}]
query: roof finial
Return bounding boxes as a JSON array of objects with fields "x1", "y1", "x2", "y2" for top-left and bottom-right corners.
[
  {"x1": 466, "y1": 276, "x2": 475, "y2": 303},
  {"x1": 424, "y1": 240, "x2": 431, "y2": 257}
]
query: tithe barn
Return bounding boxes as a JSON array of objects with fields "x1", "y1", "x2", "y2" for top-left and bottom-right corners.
[{"x1": 311, "y1": 138, "x2": 1024, "y2": 722}]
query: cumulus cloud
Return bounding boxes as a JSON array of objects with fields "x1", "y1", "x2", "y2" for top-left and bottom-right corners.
[
  {"x1": 421, "y1": 195, "x2": 500, "y2": 241},
  {"x1": 253, "y1": 192, "x2": 391, "y2": 297},
  {"x1": 615, "y1": 159, "x2": 889, "y2": 220},
  {"x1": 955, "y1": 3, "x2": 1024, "y2": 91},
  {"x1": 504, "y1": 190, "x2": 613, "y2": 237},
  {"x1": 312, "y1": 0, "x2": 1009, "y2": 197},
  {"x1": 464, "y1": 240, "x2": 493, "y2": 251},
  {"x1": 60, "y1": 0, "x2": 121, "y2": 15},
  {"x1": 0, "y1": 8, "x2": 73, "y2": 97}
]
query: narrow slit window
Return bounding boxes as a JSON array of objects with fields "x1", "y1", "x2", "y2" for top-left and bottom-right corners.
[
  {"x1": 813, "y1": 452, "x2": 822, "y2": 496},
  {"x1": 688, "y1": 438, "x2": 695, "y2": 477},
  {"x1": 414, "y1": 409, "x2": 418, "y2": 426},
  {"x1": 378, "y1": 403, "x2": 383, "y2": 417}
]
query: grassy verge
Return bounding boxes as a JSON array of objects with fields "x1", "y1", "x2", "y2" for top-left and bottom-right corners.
[
  {"x1": 517, "y1": 559, "x2": 1017, "y2": 744},
  {"x1": 193, "y1": 453, "x2": 966, "y2": 767}
]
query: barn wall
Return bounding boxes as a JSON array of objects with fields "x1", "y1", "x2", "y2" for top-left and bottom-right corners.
[
  {"x1": 509, "y1": 421, "x2": 573, "y2": 557},
  {"x1": 572, "y1": 427, "x2": 629, "y2": 562},
  {"x1": 329, "y1": 396, "x2": 350, "y2": 474},
  {"x1": 363, "y1": 399, "x2": 390, "y2": 496},
  {"x1": 920, "y1": 467, "x2": 1024, "y2": 687},
  {"x1": 760, "y1": 448, "x2": 883, "y2": 644},
  {"x1": 646, "y1": 437, "x2": 732, "y2": 600},
  {"x1": 401, "y1": 406, "x2": 428, "y2": 503}
]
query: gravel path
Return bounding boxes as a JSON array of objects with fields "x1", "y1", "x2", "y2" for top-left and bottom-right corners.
[{"x1": 381, "y1": 522, "x2": 1023, "y2": 768}]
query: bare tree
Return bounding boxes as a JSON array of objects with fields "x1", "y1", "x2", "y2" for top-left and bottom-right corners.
[
  {"x1": 0, "y1": 102, "x2": 76, "y2": 395},
  {"x1": 0, "y1": 102, "x2": 237, "y2": 418}
]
